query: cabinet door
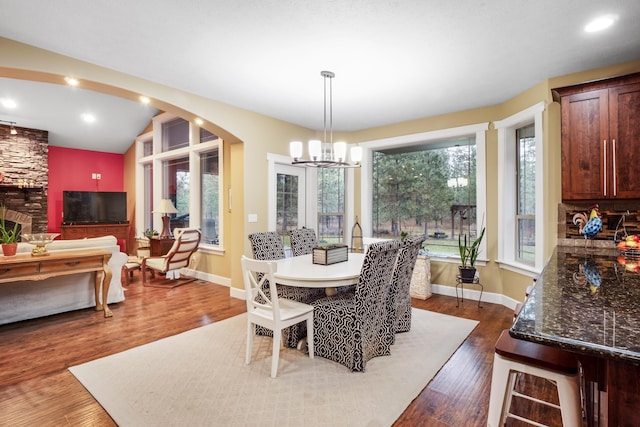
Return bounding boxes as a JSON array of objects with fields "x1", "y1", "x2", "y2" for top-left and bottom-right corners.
[
  {"x1": 561, "y1": 89, "x2": 609, "y2": 200},
  {"x1": 609, "y1": 82, "x2": 640, "y2": 198}
]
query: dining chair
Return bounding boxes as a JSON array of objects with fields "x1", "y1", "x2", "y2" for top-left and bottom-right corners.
[
  {"x1": 388, "y1": 235, "x2": 426, "y2": 343},
  {"x1": 288, "y1": 227, "x2": 318, "y2": 256},
  {"x1": 248, "y1": 232, "x2": 325, "y2": 348},
  {"x1": 311, "y1": 240, "x2": 401, "y2": 371},
  {"x1": 141, "y1": 228, "x2": 201, "y2": 285},
  {"x1": 241, "y1": 256, "x2": 314, "y2": 378}
]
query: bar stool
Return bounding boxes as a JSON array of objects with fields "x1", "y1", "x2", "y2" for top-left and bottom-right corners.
[{"x1": 487, "y1": 330, "x2": 582, "y2": 427}]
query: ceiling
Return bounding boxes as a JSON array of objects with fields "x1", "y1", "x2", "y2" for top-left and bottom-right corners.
[{"x1": 1, "y1": 0, "x2": 640, "y2": 154}]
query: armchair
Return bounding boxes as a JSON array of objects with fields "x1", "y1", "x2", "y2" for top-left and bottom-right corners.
[{"x1": 141, "y1": 228, "x2": 201, "y2": 285}]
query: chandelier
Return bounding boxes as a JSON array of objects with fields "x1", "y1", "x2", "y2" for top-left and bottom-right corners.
[{"x1": 289, "y1": 71, "x2": 362, "y2": 168}]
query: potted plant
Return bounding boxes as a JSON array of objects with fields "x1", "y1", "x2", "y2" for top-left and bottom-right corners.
[
  {"x1": 1, "y1": 206, "x2": 21, "y2": 256},
  {"x1": 458, "y1": 226, "x2": 485, "y2": 283}
]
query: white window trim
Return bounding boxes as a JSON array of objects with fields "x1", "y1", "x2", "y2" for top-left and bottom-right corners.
[
  {"x1": 135, "y1": 112, "x2": 224, "y2": 252},
  {"x1": 267, "y1": 153, "x2": 355, "y2": 243},
  {"x1": 359, "y1": 123, "x2": 489, "y2": 262},
  {"x1": 495, "y1": 101, "x2": 545, "y2": 274}
]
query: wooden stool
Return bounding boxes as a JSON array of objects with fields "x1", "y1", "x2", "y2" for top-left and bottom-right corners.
[{"x1": 487, "y1": 330, "x2": 582, "y2": 427}]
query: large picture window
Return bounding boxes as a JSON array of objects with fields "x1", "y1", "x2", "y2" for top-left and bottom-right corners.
[
  {"x1": 317, "y1": 168, "x2": 345, "y2": 244},
  {"x1": 136, "y1": 113, "x2": 223, "y2": 249},
  {"x1": 371, "y1": 138, "x2": 477, "y2": 256}
]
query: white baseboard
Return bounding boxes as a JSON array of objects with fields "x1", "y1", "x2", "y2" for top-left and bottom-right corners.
[
  {"x1": 430, "y1": 284, "x2": 521, "y2": 310},
  {"x1": 180, "y1": 272, "x2": 521, "y2": 309}
]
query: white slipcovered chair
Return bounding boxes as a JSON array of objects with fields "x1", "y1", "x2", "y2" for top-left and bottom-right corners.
[
  {"x1": 241, "y1": 255, "x2": 314, "y2": 378},
  {"x1": 141, "y1": 228, "x2": 201, "y2": 285}
]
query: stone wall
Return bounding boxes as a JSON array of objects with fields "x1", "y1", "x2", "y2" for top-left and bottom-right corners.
[{"x1": 0, "y1": 124, "x2": 48, "y2": 233}]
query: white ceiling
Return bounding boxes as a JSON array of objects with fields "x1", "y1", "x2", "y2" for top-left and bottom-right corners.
[{"x1": 1, "y1": 0, "x2": 640, "y2": 154}]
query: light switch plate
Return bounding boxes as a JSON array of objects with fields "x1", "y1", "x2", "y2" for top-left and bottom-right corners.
[{"x1": 248, "y1": 214, "x2": 258, "y2": 223}]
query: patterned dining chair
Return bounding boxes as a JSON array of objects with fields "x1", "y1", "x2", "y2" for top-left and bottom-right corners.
[
  {"x1": 248, "y1": 232, "x2": 325, "y2": 348},
  {"x1": 288, "y1": 227, "x2": 318, "y2": 256},
  {"x1": 388, "y1": 235, "x2": 426, "y2": 343},
  {"x1": 311, "y1": 240, "x2": 401, "y2": 371}
]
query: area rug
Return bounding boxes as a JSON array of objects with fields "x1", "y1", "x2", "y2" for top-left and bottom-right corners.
[{"x1": 69, "y1": 309, "x2": 478, "y2": 427}]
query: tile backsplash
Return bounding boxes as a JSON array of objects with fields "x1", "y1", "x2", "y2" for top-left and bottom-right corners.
[{"x1": 559, "y1": 202, "x2": 640, "y2": 244}]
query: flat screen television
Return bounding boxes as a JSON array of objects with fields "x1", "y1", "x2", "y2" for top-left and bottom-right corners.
[{"x1": 62, "y1": 191, "x2": 128, "y2": 225}]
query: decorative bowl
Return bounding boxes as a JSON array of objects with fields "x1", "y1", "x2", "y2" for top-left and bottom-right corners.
[{"x1": 22, "y1": 233, "x2": 60, "y2": 256}]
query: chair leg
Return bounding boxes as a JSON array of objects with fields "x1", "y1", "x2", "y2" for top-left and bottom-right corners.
[
  {"x1": 487, "y1": 353, "x2": 511, "y2": 427},
  {"x1": 246, "y1": 322, "x2": 254, "y2": 365},
  {"x1": 271, "y1": 328, "x2": 281, "y2": 378},
  {"x1": 306, "y1": 317, "x2": 314, "y2": 359}
]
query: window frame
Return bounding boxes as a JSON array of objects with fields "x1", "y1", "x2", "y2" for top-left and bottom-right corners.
[
  {"x1": 495, "y1": 102, "x2": 545, "y2": 274},
  {"x1": 135, "y1": 112, "x2": 224, "y2": 253},
  {"x1": 359, "y1": 123, "x2": 488, "y2": 264}
]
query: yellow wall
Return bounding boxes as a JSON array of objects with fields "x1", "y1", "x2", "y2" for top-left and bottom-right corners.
[{"x1": 3, "y1": 36, "x2": 640, "y2": 302}]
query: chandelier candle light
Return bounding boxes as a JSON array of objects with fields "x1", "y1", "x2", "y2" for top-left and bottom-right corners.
[{"x1": 290, "y1": 71, "x2": 362, "y2": 168}]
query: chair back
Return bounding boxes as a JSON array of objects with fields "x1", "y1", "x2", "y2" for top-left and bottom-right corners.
[
  {"x1": 248, "y1": 232, "x2": 285, "y2": 260},
  {"x1": 289, "y1": 227, "x2": 318, "y2": 256},
  {"x1": 388, "y1": 235, "x2": 426, "y2": 334},
  {"x1": 241, "y1": 256, "x2": 282, "y2": 321},
  {"x1": 164, "y1": 228, "x2": 201, "y2": 271},
  {"x1": 354, "y1": 240, "x2": 401, "y2": 352}
]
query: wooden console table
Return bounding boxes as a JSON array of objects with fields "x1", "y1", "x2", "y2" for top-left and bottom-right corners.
[{"x1": 0, "y1": 249, "x2": 114, "y2": 318}]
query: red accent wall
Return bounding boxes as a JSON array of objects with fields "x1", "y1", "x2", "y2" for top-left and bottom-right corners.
[{"x1": 48, "y1": 146, "x2": 125, "y2": 232}]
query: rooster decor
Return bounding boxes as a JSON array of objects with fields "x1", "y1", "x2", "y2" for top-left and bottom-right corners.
[{"x1": 573, "y1": 204, "x2": 603, "y2": 247}]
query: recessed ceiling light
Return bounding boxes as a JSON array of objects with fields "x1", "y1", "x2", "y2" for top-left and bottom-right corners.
[
  {"x1": 1, "y1": 99, "x2": 17, "y2": 109},
  {"x1": 585, "y1": 15, "x2": 616, "y2": 33},
  {"x1": 139, "y1": 95, "x2": 150, "y2": 104},
  {"x1": 195, "y1": 118, "x2": 203, "y2": 125},
  {"x1": 65, "y1": 76, "x2": 79, "y2": 86},
  {"x1": 81, "y1": 113, "x2": 96, "y2": 123}
]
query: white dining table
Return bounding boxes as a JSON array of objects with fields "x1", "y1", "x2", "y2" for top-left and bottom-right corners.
[{"x1": 274, "y1": 252, "x2": 365, "y2": 294}]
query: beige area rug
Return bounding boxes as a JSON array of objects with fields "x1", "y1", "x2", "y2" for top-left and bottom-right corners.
[{"x1": 69, "y1": 309, "x2": 478, "y2": 427}]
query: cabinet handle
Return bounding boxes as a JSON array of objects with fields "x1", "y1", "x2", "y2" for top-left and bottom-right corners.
[
  {"x1": 603, "y1": 140, "x2": 607, "y2": 197},
  {"x1": 612, "y1": 139, "x2": 617, "y2": 197}
]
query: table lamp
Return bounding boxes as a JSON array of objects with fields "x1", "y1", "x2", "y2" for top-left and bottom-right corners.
[{"x1": 154, "y1": 198, "x2": 178, "y2": 238}]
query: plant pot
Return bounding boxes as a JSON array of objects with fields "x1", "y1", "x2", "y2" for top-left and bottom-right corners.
[
  {"x1": 1, "y1": 243, "x2": 18, "y2": 256},
  {"x1": 459, "y1": 266, "x2": 476, "y2": 283}
]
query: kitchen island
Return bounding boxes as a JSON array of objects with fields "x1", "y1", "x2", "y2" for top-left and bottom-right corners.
[{"x1": 511, "y1": 245, "x2": 640, "y2": 426}]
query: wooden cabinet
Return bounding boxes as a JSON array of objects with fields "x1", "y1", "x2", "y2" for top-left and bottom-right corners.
[
  {"x1": 559, "y1": 74, "x2": 640, "y2": 200},
  {"x1": 60, "y1": 223, "x2": 130, "y2": 252}
]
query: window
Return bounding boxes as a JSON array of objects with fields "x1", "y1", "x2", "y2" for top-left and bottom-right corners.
[
  {"x1": 317, "y1": 168, "x2": 345, "y2": 244},
  {"x1": 360, "y1": 123, "x2": 487, "y2": 261},
  {"x1": 162, "y1": 117, "x2": 189, "y2": 152},
  {"x1": 496, "y1": 102, "x2": 544, "y2": 273},
  {"x1": 163, "y1": 156, "x2": 190, "y2": 231},
  {"x1": 516, "y1": 124, "x2": 535, "y2": 264},
  {"x1": 200, "y1": 150, "x2": 219, "y2": 245},
  {"x1": 371, "y1": 138, "x2": 477, "y2": 256},
  {"x1": 135, "y1": 113, "x2": 223, "y2": 249}
]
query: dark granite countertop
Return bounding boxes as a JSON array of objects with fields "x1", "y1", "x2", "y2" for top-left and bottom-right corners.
[{"x1": 511, "y1": 245, "x2": 640, "y2": 363}]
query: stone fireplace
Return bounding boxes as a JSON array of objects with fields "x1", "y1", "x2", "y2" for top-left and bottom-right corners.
[
  {"x1": 2, "y1": 209, "x2": 32, "y2": 235},
  {"x1": 0, "y1": 124, "x2": 49, "y2": 233}
]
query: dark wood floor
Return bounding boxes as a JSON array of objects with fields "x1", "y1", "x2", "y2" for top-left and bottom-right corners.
[{"x1": 0, "y1": 273, "x2": 563, "y2": 426}]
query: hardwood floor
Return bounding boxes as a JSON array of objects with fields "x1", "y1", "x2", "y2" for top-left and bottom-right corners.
[{"x1": 0, "y1": 274, "x2": 562, "y2": 427}]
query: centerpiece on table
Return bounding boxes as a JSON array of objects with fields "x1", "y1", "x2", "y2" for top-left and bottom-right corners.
[
  {"x1": 312, "y1": 244, "x2": 349, "y2": 265},
  {"x1": 21, "y1": 233, "x2": 60, "y2": 256}
]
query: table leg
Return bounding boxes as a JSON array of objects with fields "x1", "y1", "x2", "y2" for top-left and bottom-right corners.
[{"x1": 94, "y1": 254, "x2": 113, "y2": 318}]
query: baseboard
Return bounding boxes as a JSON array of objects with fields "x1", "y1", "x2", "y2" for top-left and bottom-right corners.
[{"x1": 430, "y1": 284, "x2": 521, "y2": 310}]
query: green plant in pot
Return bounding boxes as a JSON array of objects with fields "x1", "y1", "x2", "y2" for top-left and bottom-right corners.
[
  {"x1": 1, "y1": 206, "x2": 21, "y2": 256},
  {"x1": 458, "y1": 226, "x2": 485, "y2": 283}
]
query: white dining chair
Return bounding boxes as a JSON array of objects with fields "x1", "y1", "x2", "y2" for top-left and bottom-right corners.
[{"x1": 241, "y1": 255, "x2": 315, "y2": 378}]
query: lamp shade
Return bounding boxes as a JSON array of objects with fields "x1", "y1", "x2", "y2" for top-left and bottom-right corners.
[{"x1": 154, "y1": 198, "x2": 178, "y2": 214}]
